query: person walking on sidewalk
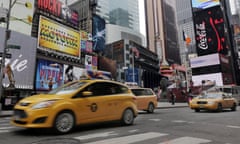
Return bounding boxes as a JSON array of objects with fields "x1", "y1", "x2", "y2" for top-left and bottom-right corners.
[{"x1": 170, "y1": 91, "x2": 176, "y2": 105}]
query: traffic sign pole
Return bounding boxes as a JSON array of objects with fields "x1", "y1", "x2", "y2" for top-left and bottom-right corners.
[{"x1": 0, "y1": 0, "x2": 12, "y2": 104}]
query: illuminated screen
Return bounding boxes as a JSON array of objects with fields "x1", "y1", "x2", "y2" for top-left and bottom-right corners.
[
  {"x1": 191, "y1": 0, "x2": 220, "y2": 12},
  {"x1": 193, "y1": 6, "x2": 229, "y2": 56},
  {"x1": 92, "y1": 15, "x2": 106, "y2": 52}
]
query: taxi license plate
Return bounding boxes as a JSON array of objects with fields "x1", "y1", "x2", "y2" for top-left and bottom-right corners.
[{"x1": 199, "y1": 104, "x2": 204, "y2": 108}]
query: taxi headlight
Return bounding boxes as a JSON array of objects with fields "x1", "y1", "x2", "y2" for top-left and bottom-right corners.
[
  {"x1": 32, "y1": 100, "x2": 57, "y2": 109},
  {"x1": 191, "y1": 101, "x2": 197, "y2": 104}
]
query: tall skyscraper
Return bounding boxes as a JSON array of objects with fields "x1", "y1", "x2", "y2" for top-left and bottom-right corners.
[
  {"x1": 94, "y1": 0, "x2": 144, "y2": 46},
  {"x1": 145, "y1": 0, "x2": 180, "y2": 65}
]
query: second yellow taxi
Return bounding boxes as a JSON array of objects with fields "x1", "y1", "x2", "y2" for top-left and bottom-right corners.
[{"x1": 130, "y1": 88, "x2": 158, "y2": 113}]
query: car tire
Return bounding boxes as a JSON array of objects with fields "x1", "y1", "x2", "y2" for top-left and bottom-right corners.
[
  {"x1": 217, "y1": 103, "x2": 222, "y2": 112},
  {"x1": 53, "y1": 111, "x2": 75, "y2": 134},
  {"x1": 195, "y1": 109, "x2": 200, "y2": 112},
  {"x1": 231, "y1": 103, "x2": 237, "y2": 111},
  {"x1": 147, "y1": 103, "x2": 155, "y2": 113},
  {"x1": 121, "y1": 108, "x2": 134, "y2": 125}
]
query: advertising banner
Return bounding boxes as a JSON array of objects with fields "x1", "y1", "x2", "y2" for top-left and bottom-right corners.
[
  {"x1": 0, "y1": 28, "x2": 37, "y2": 89},
  {"x1": 38, "y1": 16, "x2": 80, "y2": 57},
  {"x1": 35, "y1": 59, "x2": 64, "y2": 91},
  {"x1": 193, "y1": 6, "x2": 228, "y2": 56},
  {"x1": 125, "y1": 68, "x2": 139, "y2": 84},
  {"x1": 92, "y1": 14, "x2": 106, "y2": 52},
  {"x1": 36, "y1": 0, "x2": 79, "y2": 29},
  {"x1": 191, "y1": 0, "x2": 220, "y2": 12}
]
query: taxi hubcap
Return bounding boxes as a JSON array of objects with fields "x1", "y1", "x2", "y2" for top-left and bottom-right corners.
[
  {"x1": 56, "y1": 113, "x2": 74, "y2": 133},
  {"x1": 123, "y1": 109, "x2": 134, "y2": 124}
]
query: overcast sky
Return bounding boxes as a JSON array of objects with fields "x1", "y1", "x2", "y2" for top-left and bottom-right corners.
[{"x1": 139, "y1": 0, "x2": 146, "y2": 36}]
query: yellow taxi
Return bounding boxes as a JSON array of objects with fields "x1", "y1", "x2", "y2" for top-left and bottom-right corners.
[
  {"x1": 11, "y1": 79, "x2": 138, "y2": 134},
  {"x1": 189, "y1": 92, "x2": 238, "y2": 112},
  {"x1": 130, "y1": 88, "x2": 158, "y2": 113}
]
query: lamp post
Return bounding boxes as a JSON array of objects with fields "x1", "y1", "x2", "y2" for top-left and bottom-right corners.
[{"x1": 0, "y1": 0, "x2": 12, "y2": 101}]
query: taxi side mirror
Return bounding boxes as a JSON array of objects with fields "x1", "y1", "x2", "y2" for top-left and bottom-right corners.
[{"x1": 82, "y1": 91, "x2": 93, "y2": 96}]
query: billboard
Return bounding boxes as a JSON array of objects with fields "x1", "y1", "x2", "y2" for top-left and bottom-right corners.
[
  {"x1": 81, "y1": 30, "x2": 93, "y2": 53},
  {"x1": 92, "y1": 15, "x2": 106, "y2": 52},
  {"x1": 193, "y1": 6, "x2": 229, "y2": 56},
  {"x1": 35, "y1": 59, "x2": 64, "y2": 91},
  {"x1": 0, "y1": 28, "x2": 37, "y2": 89},
  {"x1": 191, "y1": 0, "x2": 220, "y2": 12},
  {"x1": 192, "y1": 73, "x2": 223, "y2": 86},
  {"x1": 35, "y1": 0, "x2": 79, "y2": 29},
  {"x1": 38, "y1": 16, "x2": 80, "y2": 57}
]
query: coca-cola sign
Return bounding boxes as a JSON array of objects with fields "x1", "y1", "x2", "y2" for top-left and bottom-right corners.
[{"x1": 193, "y1": 6, "x2": 229, "y2": 56}]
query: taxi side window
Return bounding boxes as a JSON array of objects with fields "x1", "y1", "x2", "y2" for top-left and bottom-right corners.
[{"x1": 82, "y1": 82, "x2": 129, "y2": 96}]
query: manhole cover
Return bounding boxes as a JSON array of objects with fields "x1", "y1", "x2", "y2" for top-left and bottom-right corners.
[{"x1": 31, "y1": 138, "x2": 80, "y2": 144}]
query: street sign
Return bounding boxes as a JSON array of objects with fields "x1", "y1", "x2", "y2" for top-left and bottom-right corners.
[
  {"x1": 7, "y1": 44, "x2": 21, "y2": 49},
  {"x1": 0, "y1": 52, "x2": 12, "y2": 58}
]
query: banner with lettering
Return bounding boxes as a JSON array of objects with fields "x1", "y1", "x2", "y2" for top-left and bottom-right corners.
[
  {"x1": 37, "y1": 16, "x2": 80, "y2": 57},
  {"x1": 192, "y1": 6, "x2": 229, "y2": 56}
]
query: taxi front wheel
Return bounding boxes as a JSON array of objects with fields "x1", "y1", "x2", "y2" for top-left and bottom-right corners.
[
  {"x1": 121, "y1": 108, "x2": 134, "y2": 125},
  {"x1": 53, "y1": 111, "x2": 75, "y2": 134}
]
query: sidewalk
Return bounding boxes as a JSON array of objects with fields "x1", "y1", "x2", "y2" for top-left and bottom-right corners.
[{"x1": 0, "y1": 102, "x2": 189, "y2": 117}]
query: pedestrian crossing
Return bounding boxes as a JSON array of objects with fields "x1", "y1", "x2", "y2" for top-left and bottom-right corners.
[
  {"x1": 0, "y1": 117, "x2": 15, "y2": 133},
  {"x1": 0, "y1": 117, "x2": 237, "y2": 143},
  {"x1": 74, "y1": 131, "x2": 212, "y2": 144}
]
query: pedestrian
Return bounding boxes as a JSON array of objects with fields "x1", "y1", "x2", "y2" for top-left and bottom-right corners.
[{"x1": 170, "y1": 91, "x2": 176, "y2": 105}]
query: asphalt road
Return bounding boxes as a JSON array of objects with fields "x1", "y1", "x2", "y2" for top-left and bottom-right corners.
[{"x1": 1, "y1": 107, "x2": 240, "y2": 144}]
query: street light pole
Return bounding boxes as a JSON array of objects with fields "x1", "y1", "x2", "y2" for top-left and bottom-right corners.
[{"x1": 0, "y1": 0, "x2": 12, "y2": 101}]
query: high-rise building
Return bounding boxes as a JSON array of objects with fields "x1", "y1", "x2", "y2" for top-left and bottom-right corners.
[
  {"x1": 145, "y1": 0, "x2": 180, "y2": 66},
  {"x1": 76, "y1": 0, "x2": 145, "y2": 46}
]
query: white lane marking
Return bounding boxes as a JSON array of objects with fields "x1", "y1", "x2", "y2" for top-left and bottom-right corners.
[
  {"x1": 227, "y1": 125, "x2": 240, "y2": 129},
  {"x1": 172, "y1": 120, "x2": 187, "y2": 123},
  {"x1": 128, "y1": 129, "x2": 139, "y2": 133},
  {"x1": 74, "y1": 131, "x2": 117, "y2": 140},
  {"x1": 149, "y1": 119, "x2": 161, "y2": 122},
  {"x1": 84, "y1": 132, "x2": 168, "y2": 144},
  {"x1": 159, "y1": 136, "x2": 211, "y2": 144},
  {"x1": 0, "y1": 126, "x2": 15, "y2": 130},
  {"x1": 0, "y1": 130, "x2": 10, "y2": 133}
]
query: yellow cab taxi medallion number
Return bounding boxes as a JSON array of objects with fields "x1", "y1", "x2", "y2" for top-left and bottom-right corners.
[{"x1": 89, "y1": 103, "x2": 98, "y2": 112}]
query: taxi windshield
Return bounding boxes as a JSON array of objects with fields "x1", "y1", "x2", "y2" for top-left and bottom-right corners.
[
  {"x1": 48, "y1": 81, "x2": 87, "y2": 95},
  {"x1": 200, "y1": 93, "x2": 222, "y2": 99}
]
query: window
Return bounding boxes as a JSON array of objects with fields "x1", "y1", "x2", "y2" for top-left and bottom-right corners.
[{"x1": 84, "y1": 82, "x2": 129, "y2": 96}]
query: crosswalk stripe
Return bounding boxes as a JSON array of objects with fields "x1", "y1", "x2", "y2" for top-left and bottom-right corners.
[
  {"x1": 158, "y1": 136, "x2": 211, "y2": 144},
  {"x1": 0, "y1": 126, "x2": 15, "y2": 130},
  {"x1": 74, "y1": 131, "x2": 118, "y2": 140},
  {"x1": 227, "y1": 125, "x2": 240, "y2": 129},
  {"x1": 84, "y1": 132, "x2": 168, "y2": 144},
  {"x1": 0, "y1": 130, "x2": 10, "y2": 133}
]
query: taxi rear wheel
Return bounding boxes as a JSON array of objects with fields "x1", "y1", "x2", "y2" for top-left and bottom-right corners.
[
  {"x1": 217, "y1": 103, "x2": 222, "y2": 112},
  {"x1": 231, "y1": 103, "x2": 237, "y2": 111},
  {"x1": 53, "y1": 111, "x2": 75, "y2": 134},
  {"x1": 121, "y1": 108, "x2": 134, "y2": 125},
  {"x1": 147, "y1": 103, "x2": 155, "y2": 113}
]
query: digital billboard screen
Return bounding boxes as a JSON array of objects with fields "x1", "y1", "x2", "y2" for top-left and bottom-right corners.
[
  {"x1": 193, "y1": 6, "x2": 229, "y2": 56},
  {"x1": 35, "y1": 59, "x2": 64, "y2": 91},
  {"x1": 191, "y1": 0, "x2": 220, "y2": 12},
  {"x1": 92, "y1": 15, "x2": 106, "y2": 52}
]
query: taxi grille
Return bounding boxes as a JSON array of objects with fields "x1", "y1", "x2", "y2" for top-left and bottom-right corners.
[
  {"x1": 197, "y1": 101, "x2": 207, "y2": 104},
  {"x1": 14, "y1": 109, "x2": 27, "y2": 119}
]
